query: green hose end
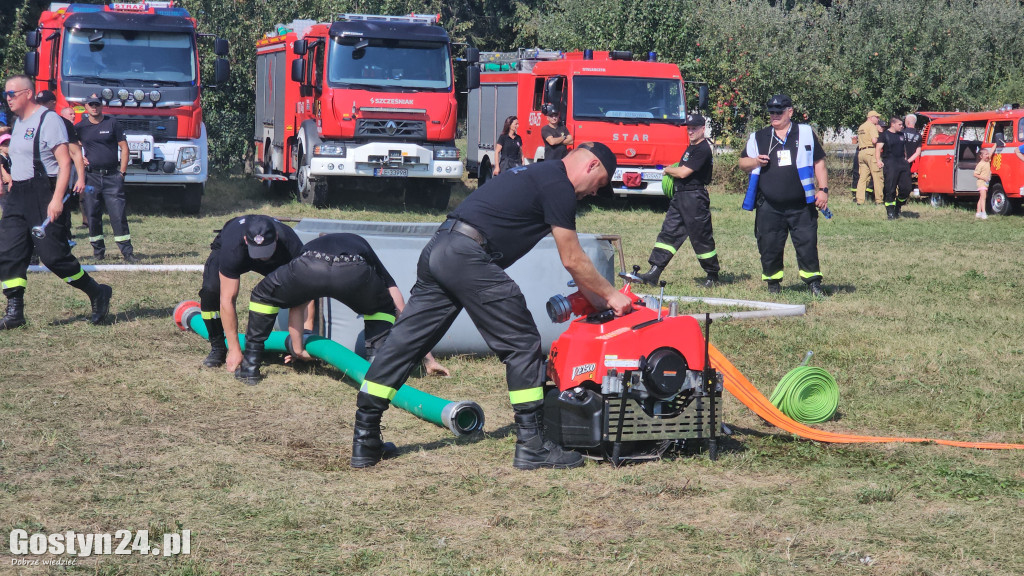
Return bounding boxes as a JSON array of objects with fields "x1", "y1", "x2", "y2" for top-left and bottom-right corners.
[{"x1": 769, "y1": 366, "x2": 839, "y2": 424}]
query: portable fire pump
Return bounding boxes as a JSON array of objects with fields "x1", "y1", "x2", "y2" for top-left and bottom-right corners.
[{"x1": 543, "y1": 270, "x2": 723, "y2": 464}]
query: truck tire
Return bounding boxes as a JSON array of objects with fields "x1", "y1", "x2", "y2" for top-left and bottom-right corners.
[
  {"x1": 181, "y1": 183, "x2": 203, "y2": 215},
  {"x1": 988, "y1": 182, "x2": 1012, "y2": 216},
  {"x1": 929, "y1": 194, "x2": 946, "y2": 208},
  {"x1": 295, "y1": 147, "x2": 327, "y2": 207}
]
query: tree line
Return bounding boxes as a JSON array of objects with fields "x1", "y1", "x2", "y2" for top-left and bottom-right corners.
[{"x1": 3, "y1": 0, "x2": 1023, "y2": 167}]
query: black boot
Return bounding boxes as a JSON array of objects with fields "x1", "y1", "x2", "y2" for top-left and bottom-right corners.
[
  {"x1": 203, "y1": 318, "x2": 227, "y2": 367},
  {"x1": 0, "y1": 297, "x2": 26, "y2": 330},
  {"x1": 809, "y1": 280, "x2": 825, "y2": 297},
  {"x1": 637, "y1": 265, "x2": 663, "y2": 287},
  {"x1": 886, "y1": 205, "x2": 895, "y2": 220},
  {"x1": 513, "y1": 410, "x2": 584, "y2": 470},
  {"x1": 702, "y1": 273, "x2": 719, "y2": 288},
  {"x1": 89, "y1": 284, "x2": 112, "y2": 325},
  {"x1": 894, "y1": 202, "x2": 903, "y2": 219},
  {"x1": 351, "y1": 407, "x2": 398, "y2": 468},
  {"x1": 234, "y1": 346, "x2": 264, "y2": 386}
]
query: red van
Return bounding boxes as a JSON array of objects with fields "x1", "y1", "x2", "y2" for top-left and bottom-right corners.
[{"x1": 917, "y1": 109, "x2": 1024, "y2": 215}]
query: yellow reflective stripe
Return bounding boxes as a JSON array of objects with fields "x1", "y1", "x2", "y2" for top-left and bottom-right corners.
[
  {"x1": 509, "y1": 387, "x2": 544, "y2": 405},
  {"x1": 114, "y1": 234, "x2": 131, "y2": 242},
  {"x1": 884, "y1": 202, "x2": 896, "y2": 207},
  {"x1": 799, "y1": 270, "x2": 822, "y2": 279},
  {"x1": 2, "y1": 278, "x2": 27, "y2": 289},
  {"x1": 360, "y1": 380, "x2": 397, "y2": 401},
  {"x1": 696, "y1": 249, "x2": 717, "y2": 260},
  {"x1": 88, "y1": 235, "x2": 104, "y2": 242},
  {"x1": 63, "y1": 268, "x2": 85, "y2": 283},
  {"x1": 201, "y1": 311, "x2": 221, "y2": 320},
  {"x1": 762, "y1": 271, "x2": 784, "y2": 281},
  {"x1": 653, "y1": 242, "x2": 677, "y2": 255},
  {"x1": 364, "y1": 312, "x2": 396, "y2": 324},
  {"x1": 248, "y1": 301, "x2": 280, "y2": 315}
]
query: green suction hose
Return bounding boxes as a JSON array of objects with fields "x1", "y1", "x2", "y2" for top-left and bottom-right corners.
[{"x1": 768, "y1": 352, "x2": 839, "y2": 424}]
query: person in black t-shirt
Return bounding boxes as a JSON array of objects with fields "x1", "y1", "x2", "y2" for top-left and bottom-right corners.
[
  {"x1": 234, "y1": 233, "x2": 449, "y2": 385},
  {"x1": 879, "y1": 116, "x2": 913, "y2": 219},
  {"x1": 350, "y1": 142, "x2": 633, "y2": 470},
  {"x1": 903, "y1": 113, "x2": 923, "y2": 196},
  {"x1": 35, "y1": 91, "x2": 86, "y2": 196},
  {"x1": 197, "y1": 214, "x2": 303, "y2": 371},
  {"x1": 76, "y1": 93, "x2": 136, "y2": 262},
  {"x1": 638, "y1": 113, "x2": 720, "y2": 288},
  {"x1": 739, "y1": 94, "x2": 829, "y2": 296},
  {"x1": 493, "y1": 115, "x2": 523, "y2": 176},
  {"x1": 541, "y1": 109, "x2": 572, "y2": 161}
]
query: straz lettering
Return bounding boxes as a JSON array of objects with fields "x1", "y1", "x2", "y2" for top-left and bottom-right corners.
[
  {"x1": 571, "y1": 363, "x2": 596, "y2": 380},
  {"x1": 612, "y1": 133, "x2": 650, "y2": 142}
]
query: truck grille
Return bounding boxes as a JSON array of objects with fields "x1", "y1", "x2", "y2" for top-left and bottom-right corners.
[
  {"x1": 356, "y1": 119, "x2": 425, "y2": 139},
  {"x1": 115, "y1": 116, "x2": 178, "y2": 142}
]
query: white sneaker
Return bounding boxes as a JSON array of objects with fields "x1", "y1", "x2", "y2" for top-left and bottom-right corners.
[{"x1": 976, "y1": 212, "x2": 988, "y2": 219}]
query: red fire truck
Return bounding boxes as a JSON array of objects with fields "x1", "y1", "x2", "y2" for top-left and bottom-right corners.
[
  {"x1": 916, "y1": 108, "x2": 1024, "y2": 215},
  {"x1": 254, "y1": 14, "x2": 462, "y2": 209},
  {"x1": 25, "y1": 1, "x2": 229, "y2": 214},
  {"x1": 465, "y1": 48, "x2": 707, "y2": 197}
]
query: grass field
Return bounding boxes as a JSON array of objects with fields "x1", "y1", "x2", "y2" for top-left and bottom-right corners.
[{"x1": 1, "y1": 172, "x2": 1023, "y2": 576}]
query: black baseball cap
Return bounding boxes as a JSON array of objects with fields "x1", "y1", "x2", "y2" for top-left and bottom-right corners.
[
  {"x1": 34, "y1": 90, "x2": 56, "y2": 104},
  {"x1": 684, "y1": 113, "x2": 707, "y2": 127},
  {"x1": 766, "y1": 94, "x2": 793, "y2": 112},
  {"x1": 86, "y1": 93, "x2": 103, "y2": 105},
  {"x1": 578, "y1": 142, "x2": 617, "y2": 194},
  {"x1": 243, "y1": 215, "x2": 278, "y2": 259}
]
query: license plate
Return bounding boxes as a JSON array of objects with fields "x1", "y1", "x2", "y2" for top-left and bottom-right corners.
[
  {"x1": 374, "y1": 168, "x2": 407, "y2": 177},
  {"x1": 128, "y1": 141, "x2": 151, "y2": 152}
]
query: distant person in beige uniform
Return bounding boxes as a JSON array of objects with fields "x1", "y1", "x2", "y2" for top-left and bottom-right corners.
[{"x1": 855, "y1": 110, "x2": 884, "y2": 205}]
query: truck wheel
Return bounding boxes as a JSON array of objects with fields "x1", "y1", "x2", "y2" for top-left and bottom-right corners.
[
  {"x1": 296, "y1": 164, "x2": 327, "y2": 207},
  {"x1": 407, "y1": 182, "x2": 451, "y2": 211},
  {"x1": 929, "y1": 194, "x2": 946, "y2": 208},
  {"x1": 181, "y1": 184, "x2": 203, "y2": 215},
  {"x1": 988, "y1": 183, "x2": 1012, "y2": 216}
]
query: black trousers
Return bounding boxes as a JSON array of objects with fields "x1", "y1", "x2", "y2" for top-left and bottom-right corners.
[
  {"x1": 247, "y1": 254, "x2": 397, "y2": 357},
  {"x1": 357, "y1": 226, "x2": 545, "y2": 415},
  {"x1": 0, "y1": 176, "x2": 96, "y2": 298},
  {"x1": 754, "y1": 198, "x2": 821, "y2": 284},
  {"x1": 84, "y1": 171, "x2": 133, "y2": 257},
  {"x1": 883, "y1": 160, "x2": 913, "y2": 205},
  {"x1": 198, "y1": 249, "x2": 227, "y2": 342},
  {"x1": 649, "y1": 187, "x2": 719, "y2": 275}
]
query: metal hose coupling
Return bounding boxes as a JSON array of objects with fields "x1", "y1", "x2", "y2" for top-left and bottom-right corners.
[
  {"x1": 441, "y1": 400, "x2": 486, "y2": 435},
  {"x1": 546, "y1": 291, "x2": 595, "y2": 323}
]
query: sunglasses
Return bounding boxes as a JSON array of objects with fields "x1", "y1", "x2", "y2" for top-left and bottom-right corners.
[{"x1": 3, "y1": 88, "x2": 30, "y2": 100}]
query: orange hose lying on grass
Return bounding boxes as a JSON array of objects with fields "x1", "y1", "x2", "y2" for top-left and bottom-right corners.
[{"x1": 709, "y1": 344, "x2": 1024, "y2": 450}]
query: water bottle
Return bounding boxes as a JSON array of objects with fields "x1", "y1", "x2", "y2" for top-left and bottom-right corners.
[{"x1": 819, "y1": 206, "x2": 833, "y2": 220}]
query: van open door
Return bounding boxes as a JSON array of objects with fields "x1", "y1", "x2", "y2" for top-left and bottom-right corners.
[
  {"x1": 953, "y1": 121, "x2": 987, "y2": 192},
  {"x1": 917, "y1": 122, "x2": 957, "y2": 194}
]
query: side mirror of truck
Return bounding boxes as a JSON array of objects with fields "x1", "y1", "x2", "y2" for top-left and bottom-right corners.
[
  {"x1": 291, "y1": 59, "x2": 305, "y2": 83},
  {"x1": 466, "y1": 46, "x2": 479, "y2": 64},
  {"x1": 544, "y1": 76, "x2": 564, "y2": 106},
  {"x1": 26, "y1": 30, "x2": 41, "y2": 49},
  {"x1": 466, "y1": 65, "x2": 479, "y2": 90},
  {"x1": 215, "y1": 38, "x2": 229, "y2": 57},
  {"x1": 293, "y1": 39, "x2": 307, "y2": 56},
  {"x1": 23, "y1": 51, "x2": 39, "y2": 77},
  {"x1": 698, "y1": 84, "x2": 709, "y2": 110},
  {"x1": 214, "y1": 58, "x2": 230, "y2": 85}
]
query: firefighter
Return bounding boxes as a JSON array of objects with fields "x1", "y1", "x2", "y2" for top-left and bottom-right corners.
[
  {"x1": 197, "y1": 214, "x2": 303, "y2": 370},
  {"x1": 855, "y1": 110, "x2": 884, "y2": 205},
  {"x1": 739, "y1": 94, "x2": 829, "y2": 296},
  {"x1": 638, "y1": 113, "x2": 720, "y2": 288},
  {"x1": 234, "y1": 233, "x2": 449, "y2": 385},
  {"x1": 541, "y1": 109, "x2": 573, "y2": 161},
  {"x1": 0, "y1": 75, "x2": 112, "y2": 329},
  {"x1": 879, "y1": 116, "x2": 913, "y2": 219},
  {"x1": 34, "y1": 91, "x2": 86, "y2": 197},
  {"x1": 76, "y1": 93, "x2": 138, "y2": 262},
  {"x1": 350, "y1": 142, "x2": 633, "y2": 470},
  {"x1": 903, "y1": 114, "x2": 923, "y2": 196}
]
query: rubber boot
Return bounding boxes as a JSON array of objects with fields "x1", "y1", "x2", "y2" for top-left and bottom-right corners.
[
  {"x1": 0, "y1": 297, "x2": 26, "y2": 330},
  {"x1": 513, "y1": 410, "x2": 584, "y2": 470},
  {"x1": 886, "y1": 205, "x2": 895, "y2": 220},
  {"x1": 351, "y1": 404, "x2": 398, "y2": 468},
  {"x1": 234, "y1": 346, "x2": 263, "y2": 386},
  {"x1": 202, "y1": 318, "x2": 227, "y2": 367},
  {"x1": 637, "y1": 265, "x2": 663, "y2": 287},
  {"x1": 89, "y1": 284, "x2": 113, "y2": 325}
]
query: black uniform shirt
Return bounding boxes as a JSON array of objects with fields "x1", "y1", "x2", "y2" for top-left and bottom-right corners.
[
  {"x1": 211, "y1": 216, "x2": 303, "y2": 279},
  {"x1": 902, "y1": 127, "x2": 922, "y2": 159},
  {"x1": 741, "y1": 123, "x2": 825, "y2": 207},
  {"x1": 75, "y1": 116, "x2": 125, "y2": 169},
  {"x1": 541, "y1": 124, "x2": 570, "y2": 161},
  {"x1": 62, "y1": 118, "x2": 79, "y2": 144},
  {"x1": 879, "y1": 130, "x2": 908, "y2": 163},
  {"x1": 676, "y1": 139, "x2": 713, "y2": 188},
  {"x1": 448, "y1": 160, "x2": 577, "y2": 269},
  {"x1": 302, "y1": 233, "x2": 397, "y2": 288},
  {"x1": 497, "y1": 133, "x2": 523, "y2": 164}
]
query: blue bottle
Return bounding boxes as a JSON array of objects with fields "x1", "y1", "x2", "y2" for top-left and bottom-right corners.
[{"x1": 819, "y1": 206, "x2": 833, "y2": 220}]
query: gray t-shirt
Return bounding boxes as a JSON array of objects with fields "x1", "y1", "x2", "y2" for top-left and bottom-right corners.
[{"x1": 10, "y1": 106, "x2": 68, "y2": 181}]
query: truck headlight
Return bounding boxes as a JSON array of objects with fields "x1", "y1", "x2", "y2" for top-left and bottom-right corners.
[
  {"x1": 177, "y1": 146, "x2": 198, "y2": 171},
  {"x1": 313, "y1": 143, "x2": 346, "y2": 157},
  {"x1": 434, "y1": 147, "x2": 459, "y2": 160}
]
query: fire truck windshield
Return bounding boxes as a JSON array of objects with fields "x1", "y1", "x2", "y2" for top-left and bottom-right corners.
[
  {"x1": 62, "y1": 28, "x2": 196, "y2": 84},
  {"x1": 328, "y1": 38, "x2": 451, "y2": 91},
  {"x1": 572, "y1": 76, "x2": 685, "y2": 124}
]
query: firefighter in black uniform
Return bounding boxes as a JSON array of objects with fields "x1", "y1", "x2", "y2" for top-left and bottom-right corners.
[
  {"x1": 902, "y1": 113, "x2": 923, "y2": 197},
  {"x1": 0, "y1": 75, "x2": 111, "y2": 329},
  {"x1": 879, "y1": 116, "x2": 913, "y2": 219},
  {"x1": 234, "y1": 233, "x2": 449, "y2": 385},
  {"x1": 739, "y1": 94, "x2": 829, "y2": 296},
  {"x1": 197, "y1": 214, "x2": 303, "y2": 371},
  {"x1": 350, "y1": 142, "x2": 633, "y2": 470},
  {"x1": 638, "y1": 113, "x2": 720, "y2": 288}
]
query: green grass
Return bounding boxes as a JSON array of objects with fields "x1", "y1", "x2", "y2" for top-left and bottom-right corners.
[{"x1": 1, "y1": 174, "x2": 1023, "y2": 575}]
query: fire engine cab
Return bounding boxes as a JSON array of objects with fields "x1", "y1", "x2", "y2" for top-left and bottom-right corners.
[
  {"x1": 465, "y1": 48, "x2": 707, "y2": 197},
  {"x1": 917, "y1": 108, "x2": 1024, "y2": 215},
  {"x1": 25, "y1": 2, "x2": 229, "y2": 214},
  {"x1": 254, "y1": 14, "x2": 463, "y2": 209}
]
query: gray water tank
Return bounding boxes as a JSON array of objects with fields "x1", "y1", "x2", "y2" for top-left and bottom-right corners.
[{"x1": 292, "y1": 218, "x2": 616, "y2": 356}]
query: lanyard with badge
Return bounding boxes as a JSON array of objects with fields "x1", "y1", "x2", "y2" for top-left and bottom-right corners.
[{"x1": 768, "y1": 124, "x2": 793, "y2": 167}]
